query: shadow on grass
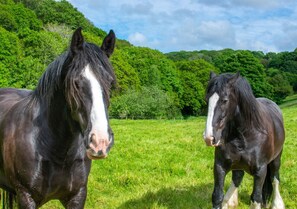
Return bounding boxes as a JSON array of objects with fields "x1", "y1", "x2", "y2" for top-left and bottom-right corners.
[
  {"x1": 117, "y1": 183, "x2": 213, "y2": 209},
  {"x1": 117, "y1": 183, "x2": 253, "y2": 209}
]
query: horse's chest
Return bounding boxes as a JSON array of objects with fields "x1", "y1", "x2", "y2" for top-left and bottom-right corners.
[
  {"x1": 222, "y1": 143, "x2": 255, "y2": 172},
  {"x1": 31, "y1": 159, "x2": 90, "y2": 200}
]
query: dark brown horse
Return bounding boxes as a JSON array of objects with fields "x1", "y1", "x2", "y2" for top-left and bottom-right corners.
[
  {"x1": 0, "y1": 28, "x2": 116, "y2": 208},
  {"x1": 203, "y1": 72, "x2": 285, "y2": 209}
]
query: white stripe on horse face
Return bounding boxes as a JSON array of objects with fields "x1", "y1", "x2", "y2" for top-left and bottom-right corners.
[
  {"x1": 83, "y1": 65, "x2": 108, "y2": 140},
  {"x1": 204, "y1": 92, "x2": 219, "y2": 139}
]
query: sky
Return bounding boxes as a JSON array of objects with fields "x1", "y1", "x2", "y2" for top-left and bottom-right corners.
[{"x1": 66, "y1": 0, "x2": 297, "y2": 53}]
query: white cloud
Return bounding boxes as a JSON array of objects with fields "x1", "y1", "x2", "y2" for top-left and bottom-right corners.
[
  {"x1": 128, "y1": 32, "x2": 147, "y2": 46},
  {"x1": 67, "y1": 0, "x2": 297, "y2": 53}
]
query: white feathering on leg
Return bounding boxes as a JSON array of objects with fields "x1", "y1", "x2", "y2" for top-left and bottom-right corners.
[
  {"x1": 222, "y1": 182, "x2": 238, "y2": 209},
  {"x1": 271, "y1": 178, "x2": 285, "y2": 209}
]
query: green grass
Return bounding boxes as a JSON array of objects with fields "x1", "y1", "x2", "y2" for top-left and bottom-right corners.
[
  {"x1": 280, "y1": 94, "x2": 297, "y2": 108},
  {"x1": 41, "y1": 104, "x2": 297, "y2": 209}
]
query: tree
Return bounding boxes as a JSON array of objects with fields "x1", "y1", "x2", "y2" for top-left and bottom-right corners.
[
  {"x1": 110, "y1": 49, "x2": 141, "y2": 94},
  {"x1": 176, "y1": 59, "x2": 217, "y2": 116},
  {"x1": 266, "y1": 68, "x2": 293, "y2": 103},
  {"x1": 220, "y1": 50, "x2": 273, "y2": 99},
  {"x1": 110, "y1": 86, "x2": 181, "y2": 119}
]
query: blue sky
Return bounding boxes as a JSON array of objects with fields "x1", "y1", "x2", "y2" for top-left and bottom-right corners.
[{"x1": 67, "y1": 0, "x2": 297, "y2": 53}]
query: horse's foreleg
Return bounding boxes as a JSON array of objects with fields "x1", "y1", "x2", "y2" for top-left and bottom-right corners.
[
  {"x1": 212, "y1": 161, "x2": 228, "y2": 209},
  {"x1": 250, "y1": 166, "x2": 267, "y2": 209},
  {"x1": 222, "y1": 170, "x2": 244, "y2": 209},
  {"x1": 61, "y1": 187, "x2": 87, "y2": 209}
]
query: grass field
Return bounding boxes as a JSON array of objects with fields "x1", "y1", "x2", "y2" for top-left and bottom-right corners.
[{"x1": 41, "y1": 100, "x2": 297, "y2": 209}]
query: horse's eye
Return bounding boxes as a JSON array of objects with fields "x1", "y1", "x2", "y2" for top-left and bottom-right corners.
[{"x1": 222, "y1": 99, "x2": 228, "y2": 104}]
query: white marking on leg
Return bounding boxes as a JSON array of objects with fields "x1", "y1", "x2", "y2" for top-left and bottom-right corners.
[
  {"x1": 222, "y1": 182, "x2": 238, "y2": 209},
  {"x1": 271, "y1": 178, "x2": 285, "y2": 209},
  {"x1": 250, "y1": 201, "x2": 261, "y2": 209},
  {"x1": 83, "y1": 65, "x2": 108, "y2": 141},
  {"x1": 204, "y1": 92, "x2": 219, "y2": 139}
]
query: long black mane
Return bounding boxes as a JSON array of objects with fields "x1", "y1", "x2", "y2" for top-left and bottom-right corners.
[
  {"x1": 34, "y1": 42, "x2": 116, "y2": 111},
  {"x1": 207, "y1": 73, "x2": 265, "y2": 132}
]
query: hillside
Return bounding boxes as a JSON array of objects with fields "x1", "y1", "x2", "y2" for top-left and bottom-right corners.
[{"x1": 0, "y1": 0, "x2": 296, "y2": 119}]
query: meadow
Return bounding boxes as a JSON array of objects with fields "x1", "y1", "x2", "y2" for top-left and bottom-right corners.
[{"x1": 42, "y1": 101, "x2": 297, "y2": 209}]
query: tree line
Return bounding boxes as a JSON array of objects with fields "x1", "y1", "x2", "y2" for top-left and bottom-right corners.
[{"x1": 0, "y1": 0, "x2": 296, "y2": 119}]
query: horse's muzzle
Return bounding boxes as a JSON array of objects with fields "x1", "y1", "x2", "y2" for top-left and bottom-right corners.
[
  {"x1": 203, "y1": 132, "x2": 221, "y2": 147},
  {"x1": 86, "y1": 134, "x2": 111, "y2": 160}
]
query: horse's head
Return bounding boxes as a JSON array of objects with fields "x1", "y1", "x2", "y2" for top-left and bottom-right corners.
[
  {"x1": 63, "y1": 28, "x2": 116, "y2": 160},
  {"x1": 203, "y1": 72, "x2": 240, "y2": 147}
]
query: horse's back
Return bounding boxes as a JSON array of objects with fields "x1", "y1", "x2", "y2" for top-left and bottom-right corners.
[
  {"x1": 257, "y1": 98, "x2": 285, "y2": 155},
  {"x1": 0, "y1": 88, "x2": 32, "y2": 118}
]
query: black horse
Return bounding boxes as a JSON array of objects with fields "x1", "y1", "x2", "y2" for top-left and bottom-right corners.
[
  {"x1": 203, "y1": 72, "x2": 285, "y2": 209},
  {"x1": 0, "y1": 28, "x2": 116, "y2": 208}
]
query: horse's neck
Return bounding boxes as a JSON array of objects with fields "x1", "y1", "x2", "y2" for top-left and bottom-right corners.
[
  {"x1": 224, "y1": 107, "x2": 248, "y2": 138},
  {"x1": 38, "y1": 93, "x2": 84, "y2": 162}
]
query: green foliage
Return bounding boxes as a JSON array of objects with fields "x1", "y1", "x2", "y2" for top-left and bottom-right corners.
[
  {"x1": 0, "y1": 27, "x2": 21, "y2": 87},
  {"x1": 0, "y1": 3, "x2": 42, "y2": 32},
  {"x1": 266, "y1": 51, "x2": 297, "y2": 92},
  {"x1": 123, "y1": 47, "x2": 181, "y2": 92},
  {"x1": 111, "y1": 49, "x2": 141, "y2": 93},
  {"x1": 22, "y1": 29, "x2": 68, "y2": 65},
  {"x1": 266, "y1": 68, "x2": 293, "y2": 103},
  {"x1": 220, "y1": 50, "x2": 274, "y2": 99},
  {"x1": 0, "y1": 9, "x2": 17, "y2": 31},
  {"x1": 16, "y1": 0, "x2": 106, "y2": 37},
  {"x1": 110, "y1": 86, "x2": 181, "y2": 119},
  {"x1": 176, "y1": 59, "x2": 217, "y2": 116}
]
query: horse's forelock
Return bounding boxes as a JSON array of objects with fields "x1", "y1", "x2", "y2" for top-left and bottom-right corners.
[
  {"x1": 65, "y1": 43, "x2": 115, "y2": 112},
  {"x1": 36, "y1": 42, "x2": 115, "y2": 113}
]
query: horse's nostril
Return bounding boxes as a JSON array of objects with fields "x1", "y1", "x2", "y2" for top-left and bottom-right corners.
[{"x1": 90, "y1": 134, "x2": 97, "y2": 146}]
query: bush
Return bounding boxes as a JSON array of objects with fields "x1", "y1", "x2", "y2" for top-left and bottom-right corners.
[{"x1": 109, "y1": 86, "x2": 182, "y2": 119}]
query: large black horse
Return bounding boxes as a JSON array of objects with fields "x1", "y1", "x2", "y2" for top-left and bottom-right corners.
[
  {"x1": 0, "y1": 28, "x2": 116, "y2": 208},
  {"x1": 203, "y1": 72, "x2": 285, "y2": 209}
]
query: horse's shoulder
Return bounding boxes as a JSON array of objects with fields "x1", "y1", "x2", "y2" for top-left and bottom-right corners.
[{"x1": 256, "y1": 97, "x2": 283, "y2": 120}]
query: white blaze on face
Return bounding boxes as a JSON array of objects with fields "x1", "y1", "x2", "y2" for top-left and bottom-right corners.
[
  {"x1": 204, "y1": 92, "x2": 219, "y2": 139},
  {"x1": 83, "y1": 65, "x2": 109, "y2": 142}
]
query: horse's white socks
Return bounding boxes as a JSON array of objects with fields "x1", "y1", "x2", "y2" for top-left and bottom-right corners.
[
  {"x1": 271, "y1": 178, "x2": 285, "y2": 209},
  {"x1": 250, "y1": 201, "x2": 261, "y2": 209},
  {"x1": 222, "y1": 182, "x2": 238, "y2": 209}
]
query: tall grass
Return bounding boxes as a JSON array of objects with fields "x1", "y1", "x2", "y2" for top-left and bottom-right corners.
[{"x1": 41, "y1": 104, "x2": 297, "y2": 209}]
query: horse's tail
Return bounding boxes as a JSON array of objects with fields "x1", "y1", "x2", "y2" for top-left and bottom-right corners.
[
  {"x1": 262, "y1": 165, "x2": 273, "y2": 207},
  {"x1": 1, "y1": 189, "x2": 15, "y2": 209}
]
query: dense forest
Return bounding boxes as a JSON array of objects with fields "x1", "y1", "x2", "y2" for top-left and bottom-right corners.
[{"x1": 0, "y1": 0, "x2": 296, "y2": 119}]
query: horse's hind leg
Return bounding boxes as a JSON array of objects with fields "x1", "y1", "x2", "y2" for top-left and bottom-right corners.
[
  {"x1": 269, "y1": 151, "x2": 285, "y2": 209},
  {"x1": 222, "y1": 170, "x2": 244, "y2": 209},
  {"x1": 250, "y1": 165, "x2": 267, "y2": 209}
]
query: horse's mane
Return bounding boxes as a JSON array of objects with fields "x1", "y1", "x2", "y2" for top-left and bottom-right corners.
[
  {"x1": 233, "y1": 75, "x2": 265, "y2": 132},
  {"x1": 207, "y1": 73, "x2": 265, "y2": 132},
  {"x1": 34, "y1": 42, "x2": 116, "y2": 111}
]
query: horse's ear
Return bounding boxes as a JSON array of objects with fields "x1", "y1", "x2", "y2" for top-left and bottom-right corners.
[
  {"x1": 101, "y1": 30, "x2": 116, "y2": 57},
  {"x1": 210, "y1": 71, "x2": 216, "y2": 79},
  {"x1": 71, "y1": 27, "x2": 84, "y2": 54},
  {"x1": 228, "y1": 71, "x2": 240, "y2": 85}
]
